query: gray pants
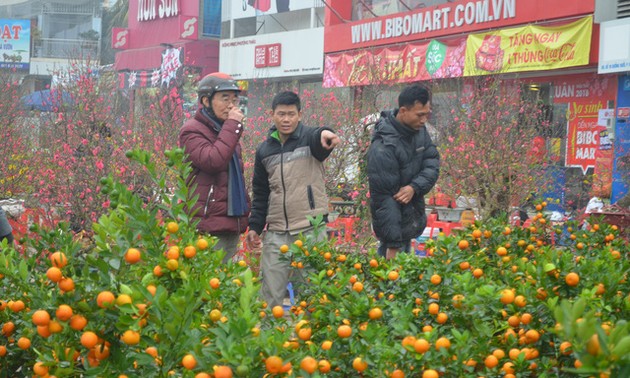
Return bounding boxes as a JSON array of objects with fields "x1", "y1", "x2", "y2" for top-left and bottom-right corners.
[
  {"x1": 211, "y1": 232, "x2": 241, "y2": 264},
  {"x1": 259, "y1": 229, "x2": 324, "y2": 309}
]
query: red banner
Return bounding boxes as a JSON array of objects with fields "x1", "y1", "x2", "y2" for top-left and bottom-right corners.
[
  {"x1": 324, "y1": 0, "x2": 595, "y2": 53},
  {"x1": 552, "y1": 75, "x2": 617, "y2": 174},
  {"x1": 323, "y1": 38, "x2": 465, "y2": 87}
]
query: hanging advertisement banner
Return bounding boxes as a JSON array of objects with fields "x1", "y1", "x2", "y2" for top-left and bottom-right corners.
[
  {"x1": 592, "y1": 148, "x2": 614, "y2": 198},
  {"x1": 463, "y1": 16, "x2": 592, "y2": 76},
  {"x1": 324, "y1": 0, "x2": 595, "y2": 53},
  {"x1": 551, "y1": 75, "x2": 617, "y2": 175},
  {"x1": 0, "y1": 19, "x2": 30, "y2": 70},
  {"x1": 323, "y1": 37, "x2": 465, "y2": 88},
  {"x1": 117, "y1": 47, "x2": 183, "y2": 89}
]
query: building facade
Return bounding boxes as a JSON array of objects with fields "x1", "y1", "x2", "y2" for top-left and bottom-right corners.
[
  {"x1": 0, "y1": 0, "x2": 103, "y2": 91},
  {"x1": 217, "y1": 0, "x2": 326, "y2": 116}
]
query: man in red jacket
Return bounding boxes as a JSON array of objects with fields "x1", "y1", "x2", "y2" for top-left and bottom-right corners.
[{"x1": 179, "y1": 72, "x2": 250, "y2": 263}]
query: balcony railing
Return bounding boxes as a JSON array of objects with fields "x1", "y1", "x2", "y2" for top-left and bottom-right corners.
[
  {"x1": 42, "y1": 2, "x2": 100, "y2": 16},
  {"x1": 32, "y1": 38, "x2": 99, "y2": 60}
]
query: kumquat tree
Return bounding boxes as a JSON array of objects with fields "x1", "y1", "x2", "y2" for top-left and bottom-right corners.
[{"x1": 0, "y1": 145, "x2": 628, "y2": 377}]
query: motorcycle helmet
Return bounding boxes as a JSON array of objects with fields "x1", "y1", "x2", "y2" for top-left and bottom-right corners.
[{"x1": 197, "y1": 72, "x2": 240, "y2": 103}]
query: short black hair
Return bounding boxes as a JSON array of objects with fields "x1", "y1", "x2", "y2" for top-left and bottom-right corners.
[
  {"x1": 272, "y1": 91, "x2": 301, "y2": 111},
  {"x1": 398, "y1": 84, "x2": 430, "y2": 108}
]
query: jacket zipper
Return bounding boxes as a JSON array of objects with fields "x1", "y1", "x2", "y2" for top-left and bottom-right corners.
[
  {"x1": 280, "y1": 144, "x2": 289, "y2": 230},
  {"x1": 203, "y1": 185, "x2": 214, "y2": 217},
  {"x1": 307, "y1": 185, "x2": 315, "y2": 210}
]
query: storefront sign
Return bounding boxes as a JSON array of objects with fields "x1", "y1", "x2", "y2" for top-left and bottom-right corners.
[
  {"x1": 0, "y1": 19, "x2": 30, "y2": 70},
  {"x1": 219, "y1": 28, "x2": 323, "y2": 80},
  {"x1": 254, "y1": 43, "x2": 281, "y2": 68},
  {"x1": 137, "y1": 0, "x2": 180, "y2": 22},
  {"x1": 553, "y1": 75, "x2": 617, "y2": 174},
  {"x1": 179, "y1": 16, "x2": 197, "y2": 40},
  {"x1": 112, "y1": 28, "x2": 130, "y2": 49},
  {"x1": 115, "y1": 1, "x2": 218, "y2": 74},
  {"x1": 464, "y1": 16, "x2": 592, "y2": 76},
  {"x1": 325, "y1": 0, "x2": 595, "y2": 53},
  {"x1": 599, "y1": 18, "x2": 630, "y2": 74},
  {"x1": 323, "y1": 37, "x2": 465, "y2": 87}
]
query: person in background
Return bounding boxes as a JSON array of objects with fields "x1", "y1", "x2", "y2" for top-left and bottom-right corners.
[
  {"x1": 367, "y1": 84, "x2": 440, "y2": 259},
  {"x1": 246, "y1": 91, "x2": 340, "y2": 309},
  {"x1": 179, "y1": 72, "x2": 250, "y2": 263},
  {"x1": 0, "y1": 206, "x2": 14, "y2": 246}
]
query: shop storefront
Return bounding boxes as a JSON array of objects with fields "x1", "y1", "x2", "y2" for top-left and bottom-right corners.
[
  {"x1": 322, "y1": 0, "x2": 618, "y2": 209},
  {"x1": 113, "y1": 0, "x2": 221, "y2": 91}
]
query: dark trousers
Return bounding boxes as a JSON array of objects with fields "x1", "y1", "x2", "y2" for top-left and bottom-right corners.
[{"x1": 377, "y1": 240, "x2": 411, "y2": 258}]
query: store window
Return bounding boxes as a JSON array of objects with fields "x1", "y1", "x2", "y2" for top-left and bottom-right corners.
[{"x1": 202, "y1": 1, "x2": 222, "y2": 37}]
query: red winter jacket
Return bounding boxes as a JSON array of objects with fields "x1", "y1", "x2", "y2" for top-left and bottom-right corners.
[{"x1": 179, "y1": 110, "x2": 250, "y2": 234}]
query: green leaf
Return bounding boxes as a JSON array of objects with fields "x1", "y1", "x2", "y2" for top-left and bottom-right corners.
[
  {"x1": 611, "y1": 335, "x2": 630, "y2": 357},
  {"x1": 108, "y1": 257, "x2": 121, "y2": 270},
  {"x1": 18, "y1": 259, "x2": 29, "y2": 281}
]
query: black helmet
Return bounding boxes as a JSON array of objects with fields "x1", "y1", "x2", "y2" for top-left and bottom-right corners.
[{"x1": 197, "y1": 72, "x2": 240, "y2": 103}]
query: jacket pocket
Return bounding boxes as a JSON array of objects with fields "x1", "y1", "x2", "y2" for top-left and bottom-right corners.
[
  {"x1": 203, "y1": 185, "x2": 215, "y2": 218},
  {"x1": 307, "y1": 185, "x2": 315, "y2": 210}
]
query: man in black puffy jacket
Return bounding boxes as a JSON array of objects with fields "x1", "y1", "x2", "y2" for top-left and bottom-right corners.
[{"x1": 367, "y1": 84, "x2": 440, "y2": 259}]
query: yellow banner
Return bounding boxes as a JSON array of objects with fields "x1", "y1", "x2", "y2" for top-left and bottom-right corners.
[{"x1": 464, "y1": 16, "x2": 592, "y2": 76}]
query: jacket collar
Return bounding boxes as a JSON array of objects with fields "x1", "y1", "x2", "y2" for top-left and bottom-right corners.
[
  {"x1": 269, "y1": 122, "x2": 304, "y2": 143},
  {"x1": 374, "y1": 110, "x2": 417, "y2": 142},
  {"x1": 388, "y1": 109, "x2": 418, "y2": 138},
  {"x1": 194, "y1": 108, "x2": 223, "y2": 132}
]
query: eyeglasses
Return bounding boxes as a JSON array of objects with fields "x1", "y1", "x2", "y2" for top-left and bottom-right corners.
[{"x1": 215, "y1": 94, "x2": 240, "y2": 106}]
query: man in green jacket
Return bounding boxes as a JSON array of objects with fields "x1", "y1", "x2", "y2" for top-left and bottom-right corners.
[{"x1": 247, "y1": 91, "x2": 340, "y2": 309}]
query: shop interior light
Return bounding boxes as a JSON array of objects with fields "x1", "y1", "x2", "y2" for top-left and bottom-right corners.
[{"x1": 528, "y1": 84, "x2": 540, "y2": 91}]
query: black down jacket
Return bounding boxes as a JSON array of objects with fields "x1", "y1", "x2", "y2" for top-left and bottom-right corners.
[{"x1": 367, "y1": 110, "x2": 440, "y2": 248}]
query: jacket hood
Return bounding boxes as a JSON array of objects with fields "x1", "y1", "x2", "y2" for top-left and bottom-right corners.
[{"x1": 373, "y1": 109, "x2": 418, "y2": 143}]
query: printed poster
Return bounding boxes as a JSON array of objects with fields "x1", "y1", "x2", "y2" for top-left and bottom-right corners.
[
  {"x1": 551, "y1": 75, "x2": 617, "y2": 174},
  {"x1": 464, "y1": 16, "x2": 592, "y2": 76},
  {"x1": 0, "y1": 19, "x2": 30, "y2": 70}
]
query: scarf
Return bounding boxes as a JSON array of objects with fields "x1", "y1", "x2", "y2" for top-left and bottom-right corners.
[{"x1": 202, "y1": 108, "x2": 249, "y2": 217}]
